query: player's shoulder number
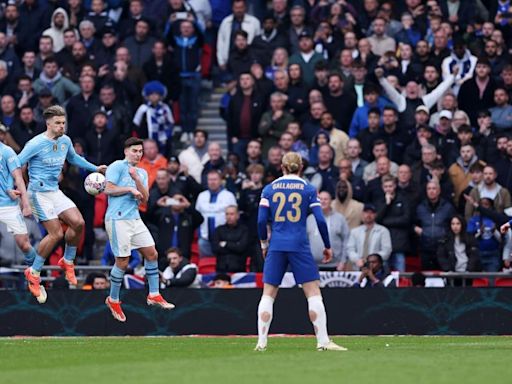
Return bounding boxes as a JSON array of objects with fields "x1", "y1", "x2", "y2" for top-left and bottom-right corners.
[{"x1": 272, "y1": 191, "x2": 302, "y2": 223}]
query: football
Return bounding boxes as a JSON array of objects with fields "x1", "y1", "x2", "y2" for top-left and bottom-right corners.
[{"x1": 84, "y1": 172, "x2": 106, "y2": 195}]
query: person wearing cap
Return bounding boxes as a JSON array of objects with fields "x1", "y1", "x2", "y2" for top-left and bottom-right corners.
[
  {"x1": 289, "y1": 29, "x2": 324, "y2": 89},
  {"x1": 441, "y1": 36, "x2": 477, "y2": 95},
  {"x1": 346, "y1": 203, "x2": 392, "y2": 269},
  {"x1": 251, "y1": 14, "x2": 289, "y2": 68},
  {"x1": 415, "y1": 180, "x2": 456, "y2": 270},
  {"x1": 216, "y1": 0, "x2": 261, "y2": 70},
  {"x1": 166, "y1": 155, "x2": 203, "y2": 203},
  {"x1": 432, "y1": 109, "x2": 458, "y2": 165},
  {"x1": 458, "y1": 57, "x2": 498, "y2": 126}
]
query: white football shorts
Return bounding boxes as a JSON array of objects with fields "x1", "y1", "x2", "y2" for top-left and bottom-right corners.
[
  {"x1": 105, "y1": 219, "x2": 155, "y2": 256},
  {"x1": 0, "y1": 205, "x2": 28, "y2": 235},
  {"x1": 28, "y1": 190, "x2": 76, "y2": 222}
]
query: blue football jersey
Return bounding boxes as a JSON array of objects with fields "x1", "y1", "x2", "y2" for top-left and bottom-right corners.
[
  {"x1": 0, "y1": 142, "x2": 21, "y2": 207},
  {"x1": 18, "y1": 133, "x2": 97, "y2": 192},
  {"x1": 105, "y1": 160, "x2": 148, "y2": 221},
  {"x1": 259, "y1": 175, "x2": 320, "y2": 252}
]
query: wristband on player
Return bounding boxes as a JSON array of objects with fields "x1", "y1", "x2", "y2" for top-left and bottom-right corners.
[{"x1": 260, "y1": 240, "x2": 269, "y2": 250}]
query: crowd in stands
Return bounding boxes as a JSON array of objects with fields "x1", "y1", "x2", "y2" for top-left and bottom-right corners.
[{"x1": 2, "y1": 0, "x2": 512, "y2": 288}]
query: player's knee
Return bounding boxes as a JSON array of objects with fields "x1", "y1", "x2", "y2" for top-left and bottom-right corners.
[
  {"x1": 260, "y1": 311, "x2": 271, "y2": 322},
  {"x1": 73, "y1": 218, "x2": 85, "y2": 232},
  {"x1": 146, "y1": 250, "x2": 158, "y2": 262},
  {"x1": 16, "y1": 238, "x2": 31, "y2": 253},
  {"x1": 115, "y1": 258, "x2": 129, "y2": 270},
  {"x1": 49, "y1": 227, "x2": 64, "y2": 241},
  {"x1": 308, "y1": 310, "x2": 317, "y2": 323}
]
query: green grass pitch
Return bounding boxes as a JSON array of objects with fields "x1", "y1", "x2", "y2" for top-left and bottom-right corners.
[{"x1": 0, "y1": 336, "x2": 511, "y2": 384}]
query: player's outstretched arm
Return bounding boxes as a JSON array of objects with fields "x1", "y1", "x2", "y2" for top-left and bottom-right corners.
[{"x1": 66, "y1": 139, "x2": 105, "y2": 173}]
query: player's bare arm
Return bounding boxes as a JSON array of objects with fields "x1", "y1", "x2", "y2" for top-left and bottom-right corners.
[
  {"x1": 11, "y1": 168, "x2": 32, "y2": 217},
  {"x1": 104, "y1": 181, "x2": 142, "y2": 200},
  {"x1": 128, "y1": 168, "x2": 149, "y2": 204}
]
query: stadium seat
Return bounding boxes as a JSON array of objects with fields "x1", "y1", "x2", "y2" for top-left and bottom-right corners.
[
  {"x1": 495, "y1": 278, "x2": 512, "y2": 287},
  {"x1": 472, "y1": 278, "x2": 489, "y2": 287},
  {"x1": 94, "y1": 194, "x2": 108, "y2": 228},
  {"x1": 198, "y1": 257, "x2": 217, "y2": 274}
]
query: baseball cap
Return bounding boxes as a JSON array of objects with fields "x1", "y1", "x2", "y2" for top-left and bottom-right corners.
[
  {"x1": 38, "y1": 88, "x2": 52, "y2": 97},
  {"x1": 363, "y1": 203, "x2": 377, "y2": 212},
  {"x1": 416, "y1": 105, "x2": 430, "y2": 115},
  {"x1": 298, "y1": 29, "x2": 313, "y2": 39},
  {"x1": 169, "y1": 156, "x2": 180, "y2": 164},
  {"x1": 439, "y1": 110, "x2": 453, "y2": 120}
]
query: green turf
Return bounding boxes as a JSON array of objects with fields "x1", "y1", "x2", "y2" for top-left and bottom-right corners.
[{"x1": 0, "y1": 336, "x2": 510, "y2": 384}]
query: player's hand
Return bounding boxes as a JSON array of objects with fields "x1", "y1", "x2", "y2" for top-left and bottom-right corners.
[
  {"x1": 500, "y1": 222, "x2": 511, "y2": 234},
  {"x1": 7, "y1": 189, "x2": 21, "y2": 200},
  {"x1": 21, "y1": 200, "x2": 33, "y2": 217},
  {"x1": 128, "y1": 167, "x2": 139, "y2": 180},
  {"x1": 131, "y1": 188, "x2": 143, "y2": 200},
  {"x1": 260, "y1": 240, "x2": 269, "y2": 259},
  {"x1": 374, "y1": 67, "x2": 384, "y2": 79},
  {"x1": 322, "y1": 248, "x2": 333, "y2": 263},
  {"x1": 97, "y1": 165, "x2": 108, "y2": 174}
]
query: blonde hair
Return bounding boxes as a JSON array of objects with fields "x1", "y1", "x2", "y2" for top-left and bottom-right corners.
[
  {"x1": 43, "y1": 105, "x2": 66, "y2": 120},
  {"x1": 282, "y1": 152, "x2": 302, "y2": 174}
]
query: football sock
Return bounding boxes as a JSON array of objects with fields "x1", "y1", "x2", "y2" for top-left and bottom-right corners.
[
  {"x1": 308, "y1": 295, "x2": 330, "y2": 346},
  {"x1": 257, "y1": 295, "x2": 274, "y2": 346},
  {"x1": 63, "y1": 245, "x2": 77, "y2": 264},
  {"x1": 31, "y1": 255, "x2": 46, "y2": 275},
  {"x1": 109, "y1": 265, "x2": 125, "y2": 301},
  {"x1": 23, "y1": 247, "x2": 37, "y2": 266},
  {"x1": 145, "y1": 259, "x2": 159, "y2": 295}
]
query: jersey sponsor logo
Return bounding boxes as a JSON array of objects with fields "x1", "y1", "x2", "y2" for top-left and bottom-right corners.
[{"x1": 42, "y1": 156, "x2": 66, "y2": 166}]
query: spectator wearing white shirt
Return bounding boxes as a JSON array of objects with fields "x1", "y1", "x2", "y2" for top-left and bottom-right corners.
[{"x1": 195, "y1": 170, "x2": 237, "y2": 257}]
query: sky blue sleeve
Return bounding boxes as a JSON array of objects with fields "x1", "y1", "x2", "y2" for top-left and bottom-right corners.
[
  {"x1": 66, "y1": 138, "x2": 97, "y2": 172},
  {"x1": 106, "y1": 162, "x2": 120, "y2": 184},
  {"x1": 5, "y1": 147, "x2": 20, "y2": 173},
  {"x1": 17, "y1": 138, "x2": 38, "y2": 166}
]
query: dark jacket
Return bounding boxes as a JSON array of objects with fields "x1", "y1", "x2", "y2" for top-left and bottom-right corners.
[
  {"x1": 212, "y1": 222, "x2": 250, "y2": 273},
  {"x1": 144, "y1": 55, "x2": 181, "y2": 102},
  {"x1": 163, "y1": 260, "x2": 198, "y2": 287},
  {"x1": 437, "y1": 235, "x2": 481, "y2": 272},
  {"x1": 376, "y1": 192, "x2": 413, "y2": 253},
  {"x1": 251, "y1": 31, "x2": 289, "y2": 67},
  {"x1": 416, "y1": 198, "x2": 456, "y2": 250},
  {"x1": 8, "y1": 120, "x2": 44, "y2": 148},
  {"x1": 377, "y1": 126, "x2": 411, "y2": 164},
  {"x1": 150, "y1": 206, "x2": 203, "y2": 264},
  {"x1": 494, "y1": 156, "x2": 512, "y2": 193},
  {"x1": 226, "y1": 89, "x2": 266, "y2": 140},
  {"x1": 458, "y1": 78, "x2": 497, "y2": 126},
  {"x1": 84, "y1": 128, "x2": 119, "y2": 165},
  {"x1": 65, "y1": 93, "x2": 101, "y2": 140}
]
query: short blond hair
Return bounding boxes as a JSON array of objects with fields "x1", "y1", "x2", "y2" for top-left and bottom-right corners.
[
  {"x1": 43, "y1": 105, "x2": 66, "y2": 121},
  {"x1": 282, "y1": 152, "x2": 302, "y2": 174}
]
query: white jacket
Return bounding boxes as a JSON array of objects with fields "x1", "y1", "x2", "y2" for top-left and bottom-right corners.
[
  {"x1": 178, "y1": 145, "x2": 210, "y2": 183},
  {"x1": 216, "y1": 14, "x2": 261, "y2": 66},
  {"x1": 347, "y1": 224, "x2": 392, "y2": 264},
  {"x1": 42, "y1": 7, "x2": 71, "y2": 52},
  {"x1": 195, "y1": 188, "x2": 237, "y2": 240}
]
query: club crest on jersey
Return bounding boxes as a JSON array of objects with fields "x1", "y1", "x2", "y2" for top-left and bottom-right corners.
[
  {"x1": 61, "y1": 144, "x2": 66, "y2": 152},
  {"x1": 53, "y1": 144, "x2": 58, "y2": 152}
]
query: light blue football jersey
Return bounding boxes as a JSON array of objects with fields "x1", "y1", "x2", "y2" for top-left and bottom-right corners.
[
  {"x1": 105, "y1": 160, "x2": 148, "y2": 221},
  {"x1": 0, "y1": 142, "x2": 21, "y2": 207},
  {"x1": 18, "y1": 133, "x2": 97, "y2": 192}
]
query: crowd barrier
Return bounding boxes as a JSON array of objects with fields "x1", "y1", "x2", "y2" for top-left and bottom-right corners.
[{"x1": 1, "y1": 288, "x2": 512, "y2": 336}]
